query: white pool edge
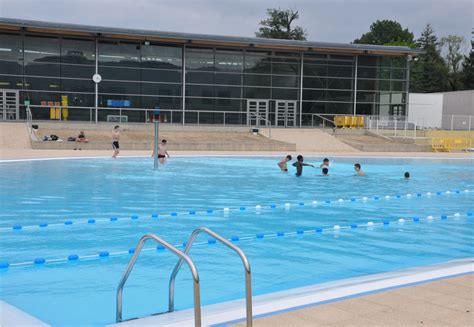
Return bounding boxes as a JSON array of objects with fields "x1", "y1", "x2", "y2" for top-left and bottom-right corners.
[
  {"x1": 0, "y1": 300, "x2": 50, "y2": 327},
  {"x1": 109, "y1": 258, "x2": 473, "y2": 327},
  {"x1": 1, "y1": 153, "x2": 474, "y2": 163}
]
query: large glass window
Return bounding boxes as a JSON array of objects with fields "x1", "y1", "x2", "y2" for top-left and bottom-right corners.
[
  {"x1": 185, "y1": 48, "x2": 214, "y2": 71},
  {"x1": 142, "y1": 70, "x2": 181, "y2": 83},
  {"x1": 24, "y1": 36, "x2": 60, "y2": 62},
  {"x1": 98, "y1": 41, "x2": 140, "y2": 67},
  {"x1": 99, "y1": 66, "x2": 140, "y2": 81},
  {"x1": 61, "y1": 38, "x2": 95, "y2": 65},
  {"x1": 215, "y1": 50, "x2": 243, "y2": 72},
  {"x1": 0, "y1": 60, "x2": 22, "y2": 75},
  {"x1": 24, "y1": 62, "x2": 60, "y2": 77},
  {"x1": 0, "y1": 33, "x2": 23, "y2": 61},
  {"x1": 244, "y1": 51, "x2": 271, "y2": 74},
  {"x1": 141, "y1": 44, "x2": 182, "y2": 69}
]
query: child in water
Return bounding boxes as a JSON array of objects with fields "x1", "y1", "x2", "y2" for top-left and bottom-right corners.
[
  {"x1": 292, "y1": 155, "x2": 314, "y2": 176},
  {"x1": 278, "y1": 155, "x2": 292, "y2": 172},
  {"x1": 354, "y1": 163, "x2": 365, "y2": 176}
]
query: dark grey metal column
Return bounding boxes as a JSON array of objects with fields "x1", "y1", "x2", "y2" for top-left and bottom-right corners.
[
  {"x1": 95, "y1": 38, "x2": 98, "y2": 124},
  {"x1": 405, "y1": 56, "x2": 411, "y2": 117},
  {"x1": 299, "y1": 52, "x2": 304, "y2": 127},
  {"x1": 353, "y1": 55, "x2": 358, "y2": 116},
  {"x1": 182, "y1": 44, "x2": 186, "y2": 125}
]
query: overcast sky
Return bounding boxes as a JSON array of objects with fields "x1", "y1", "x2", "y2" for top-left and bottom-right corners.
[{"x1": 0, "y1": 0, "x2": 472, "y2": 46}]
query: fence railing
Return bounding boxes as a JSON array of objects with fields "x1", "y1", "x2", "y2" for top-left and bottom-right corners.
[
  {"x1": 366, "y1": 116, "x2": 419, "y2": 139},
  {"x1": 441, "y1": 115, "x2": 473, "y2": 131},
  {"x1": 19, "y1": 105, "x2": 474, "y2": 134},
  {"x1": 23, "y1": 105, "x2": 249, "y2": 126}
]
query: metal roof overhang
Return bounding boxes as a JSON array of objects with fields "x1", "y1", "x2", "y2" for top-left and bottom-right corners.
[{"x1": 0, "y1": 17, "x2": 423, "y2": 57}]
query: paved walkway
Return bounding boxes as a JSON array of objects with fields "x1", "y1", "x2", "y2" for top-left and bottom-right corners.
[{"x1": 233, "y1": 274, "x2": 474, "y2": 327}]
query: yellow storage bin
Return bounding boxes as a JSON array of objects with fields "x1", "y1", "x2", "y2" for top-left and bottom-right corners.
[
  {"x1": 350, "y1": 116, "x2": 358, "y2": 128},
  {"x1": 342, "y1": 116, "x2": 351, "y2": 128},
  {"x1": 334, "y1": 116, "x2": 345, "y2": 128},
  {"x1": 357, "y1": 116, "x2": 365, "y2": 128}
]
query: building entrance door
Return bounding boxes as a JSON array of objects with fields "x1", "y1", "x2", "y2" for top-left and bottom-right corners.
[
  {"x1": 246, "y1": 99, "x2": 269, "y2": 126},
  {"x1": 275, "y1": 100, "x2": 297, "y2": 127},
  {"x1": 0, "y1": 89, "x2": 19, "y2": 120}
]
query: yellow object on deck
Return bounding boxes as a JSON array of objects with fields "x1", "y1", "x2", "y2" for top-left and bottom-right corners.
[
  {"x1": 432, "y1": 138, "x2": 472, "y2": 152},
  {"x1": 334, "y1": 116, "x2": 365, "y2": 129},
  {"x1": 49, "y1": 107, "x2": 61, "y2": 120},
  {"x1": 334, "y1": 116, "x2": 345, "y2": 128}
]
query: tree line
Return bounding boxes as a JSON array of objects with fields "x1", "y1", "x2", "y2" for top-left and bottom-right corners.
[{"x1": 256, "y1": 8, "x2": 473, "y2": 93}]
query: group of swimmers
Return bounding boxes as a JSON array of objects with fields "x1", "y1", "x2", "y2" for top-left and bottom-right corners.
[
  {"x1": 111, "y1": 125, "x2": 410, "y2": 178},
  {"x1": 278, "y1": 155, "x2": 410, "y2": 178},
  {"x1": 111, "y1": 125, "x2": 170, "y2": 163},
  {"x1": 278, "y1": 155, "x2": 365, "y2": 177}
]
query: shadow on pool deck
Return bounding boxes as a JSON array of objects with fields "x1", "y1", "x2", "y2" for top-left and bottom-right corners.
[{"x1": 232, "y1": 274, "x2": 474, "y2": 327}]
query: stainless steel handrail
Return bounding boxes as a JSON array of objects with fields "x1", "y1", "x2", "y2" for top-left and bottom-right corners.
[
  {"x1": 168, "y1": 227, "x2": 253, "y2": 327},
  {"x1": 249, "y1": 112, "x2": 271, "y2": 139},
  {"x1": 314, "y1": 114, "x2": 336, "y2": 128},
  {"x1": 116, "y1": 234, "x2": 201, "y2": 326}
]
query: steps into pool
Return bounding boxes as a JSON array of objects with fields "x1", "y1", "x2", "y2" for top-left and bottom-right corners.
[{"x1": 116, "y1": 227, "x2": 253, "y2": 327}]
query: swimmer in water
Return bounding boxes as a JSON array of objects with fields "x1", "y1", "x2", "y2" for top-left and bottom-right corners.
[
  {"x1": 292, "y1": 155, "x2": 314, "y2": 176},
  {"x1": 354, "y1": 163, "x2": 365, "y2": 176},
  {"x1": 404, "y1": 172, "x2": 410, "y2": 179},
  {"x1": 322, "y1": 167, "x2": 329, "y2": 176},
  {"x1": 320, "y1": 158, "x2": 330, "y2": 169},
  {"x1": 278, "y1": 155, "x2": 292, "y2": 172},
  {"x1": 151, "y1": 139, "x2": 170, "y2": 164}
]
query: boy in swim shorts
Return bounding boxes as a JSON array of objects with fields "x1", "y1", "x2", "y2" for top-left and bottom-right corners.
[
  {"x1": 112, "y1": 125, "x2": 120, "y2": 158},
  {"x1": 278, "y1": 155, "x2": 292, "y2": 172},
  {"x1": 292, "y1": 155, "x2": 314, "y2": 176}
]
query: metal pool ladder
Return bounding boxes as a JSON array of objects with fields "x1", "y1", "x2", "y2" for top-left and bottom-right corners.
[{"x1": 115, "y1": 227, "x2": 253, "y2": 327}]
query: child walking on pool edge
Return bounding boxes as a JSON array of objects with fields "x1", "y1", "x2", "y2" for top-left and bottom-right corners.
[{"x1": 112, "y1": 125, "x2": 120, "y2": 159}]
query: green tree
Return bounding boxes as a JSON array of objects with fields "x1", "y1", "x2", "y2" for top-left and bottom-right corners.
[
  {"x1": 353, "y1": 20, "x2": 414, "y2": 45},
  {"x1": 256, "y1": 8, "x2": 307, "y2": 40},
  {"x1": 440, "y1": 35, "x2": 467, "y2": 91},
  {"x1": 410, "y1": 24, "x2": 448, "y2": 93},
  {"x1": 460, "y1": 43, "x2": 474, "y2": 89}
]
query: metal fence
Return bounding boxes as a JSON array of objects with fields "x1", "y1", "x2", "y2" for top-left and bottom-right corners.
[
  {"x1": 20, "y1": 105, "x2": 474, "y2": 134},
  {"x1": 441, "y1": 115, "x2": 473, "y2": 131},
  {"x1": 366, "y1": 115, "x2": 418, "y2": 139}
]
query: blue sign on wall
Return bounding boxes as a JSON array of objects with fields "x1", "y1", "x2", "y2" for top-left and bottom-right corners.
[{"x1": 107, "y1": 100, "x2": 132, "y2": 107}]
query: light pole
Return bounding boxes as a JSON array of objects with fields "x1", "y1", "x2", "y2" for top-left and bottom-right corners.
[{"x1": 153, "y1": 107, "x2": 160, "y2": 170}]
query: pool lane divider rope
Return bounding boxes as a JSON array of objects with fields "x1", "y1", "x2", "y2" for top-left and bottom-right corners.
[
  {"x1": 0, "y1": 211, "x2": 472, "y2": 270},
  {"x1": 2, "y1": 189, "x2": 471, "y2": 232}
]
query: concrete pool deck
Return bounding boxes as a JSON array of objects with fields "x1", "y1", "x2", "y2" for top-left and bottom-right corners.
[{"x1": 232, "y1": 274, "x2": 474, "y2": 327}]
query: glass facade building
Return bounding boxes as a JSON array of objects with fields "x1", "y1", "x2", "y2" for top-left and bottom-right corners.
[{"x1": 0, "y1": 18, "x2": 420, "y2": 126}]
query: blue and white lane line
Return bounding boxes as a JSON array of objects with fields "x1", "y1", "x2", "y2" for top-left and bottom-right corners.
[
  {"x1": 0, "y1": 211, "x2": 472, "y2": 270},
  {"x1": 1, "y1": 188, "x2": 471, "y2": 232}
]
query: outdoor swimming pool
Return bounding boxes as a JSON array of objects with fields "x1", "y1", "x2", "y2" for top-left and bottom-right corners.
[{"x1": 0, "y1": 156, "x2": 473, "y2": 326}]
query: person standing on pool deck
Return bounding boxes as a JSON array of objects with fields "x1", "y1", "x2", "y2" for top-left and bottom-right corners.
[
  {"x1": 354, "y1": 163, "x2": 365, "y2": 176},
  {"x1": 277, "y1": 155, "x2": 292, "y2": 172},
  {"x1": 292, "y1": 155, "x2": 314, "y2": 176},
  {"x1": 112, "y1": 125, "x2": 120, "y2": 159}
]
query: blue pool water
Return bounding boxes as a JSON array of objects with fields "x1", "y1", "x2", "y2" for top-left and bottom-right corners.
[{"x1": 0, "y1": 156, "x2": 473, "y2": 326}]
